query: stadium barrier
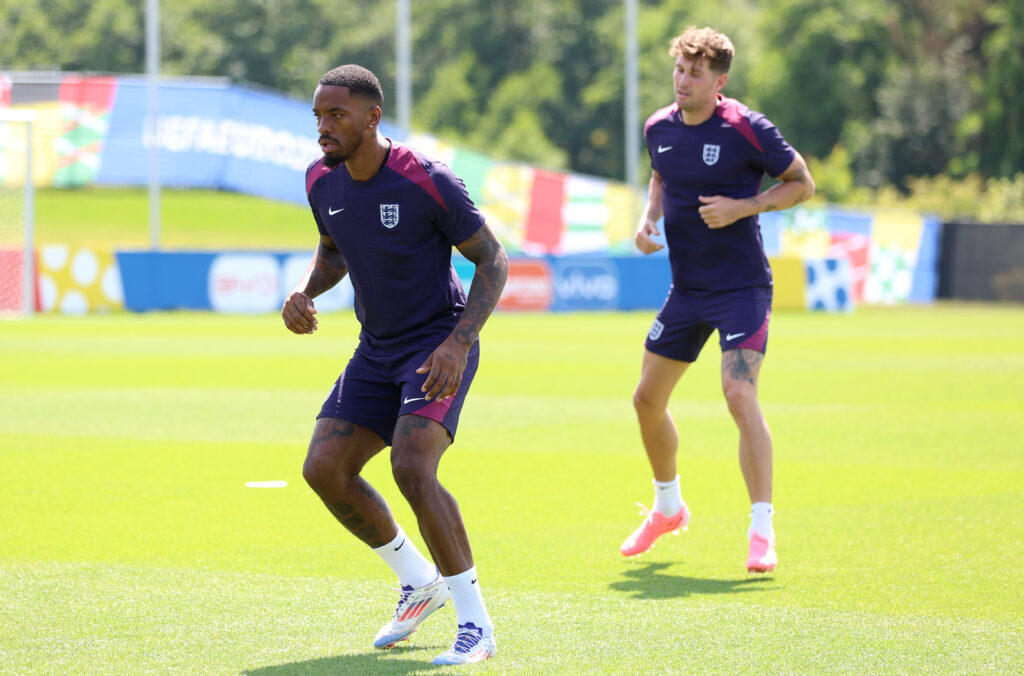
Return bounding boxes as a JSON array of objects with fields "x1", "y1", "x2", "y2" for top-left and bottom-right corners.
[
  {"x1": 21, "y1": 249, "x2": 855, "y2": 314},
  {"x1": 938, "y1": 222, "x2": 1024, "y2": 303}
]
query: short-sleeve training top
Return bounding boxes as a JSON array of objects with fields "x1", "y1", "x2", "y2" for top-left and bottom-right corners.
[
  {"x1": 305, "y1": 140, "x2": 485, "y2": 342},
  {"x1": 644, "y1": 95, "x2": 796, "y2": 291}
]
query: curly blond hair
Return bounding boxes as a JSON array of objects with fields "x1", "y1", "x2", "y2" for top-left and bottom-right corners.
[{"x1": 669, "y1": 26, "x2": 734, "y2": 74}]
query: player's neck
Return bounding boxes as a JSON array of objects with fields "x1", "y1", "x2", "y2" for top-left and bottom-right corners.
[
  {"x1": 679, "y1": 94, "x2": 721, "y2": 126},
  {"x1": 345, "y1": 133, "x2": 390, "y2": 181}
]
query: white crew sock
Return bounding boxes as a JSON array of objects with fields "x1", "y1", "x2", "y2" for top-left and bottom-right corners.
[
  {"x1": 749, "y1": 502, "x2": 775, "y2": 540},
  {"x1": 371, "y1": 525, "x2": 437, "y2": 588},
  {"x1": 444, "y1": 566, "x2": 493, "y2": 637},
  {"x1": 652, "y1": 475, "x2": 684, "y2": 516}
]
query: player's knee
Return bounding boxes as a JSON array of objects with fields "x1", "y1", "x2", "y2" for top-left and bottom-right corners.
[
  {"x1": 633, "y1": 386, "x2": 663, "y2": 419},
  {"x1": 722, "y1": 381, "x2": 757, "y2": 418},
  {"x1": 302, "y1": 445, "x2": 344, "y2": 495},
  {"x1": 391, "y1": 455, "x2": 436, "y2": 503},
  {"x1": 301, "y1": 454, "x2": 328, "y2": 493}
]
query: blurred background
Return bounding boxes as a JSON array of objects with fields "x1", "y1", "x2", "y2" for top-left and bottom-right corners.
[{"x1": 1, "y1": 0, "x2": 1022, "y2": 315}]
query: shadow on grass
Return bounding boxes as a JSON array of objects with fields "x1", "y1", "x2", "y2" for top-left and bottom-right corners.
[
  {"x1": 610, "y1": 562, "x2": 776, "y2": 599},
  {"x1": 244, "y1": 644, "x2": 443, "y2": 675}
]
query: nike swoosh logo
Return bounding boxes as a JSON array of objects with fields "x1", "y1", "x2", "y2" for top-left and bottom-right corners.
[
  {"x1": 328, "y1": 207, "x2": 344, "y2": 215},
  {"x1": 657, "y1": 145, "x2": 673, "y2": 153},
  {"x1": 725, "y1": 332, "x2": 746, "y2": 341},
  {"x1": 403, "y1": 396, "x2": 427, "y2": 404},
  {"x1": 471, "y1": 578, "x2": 477, "y2": 585},
  {"x1": 394, "y1": 539, "x2": 405, "y2": 552}
]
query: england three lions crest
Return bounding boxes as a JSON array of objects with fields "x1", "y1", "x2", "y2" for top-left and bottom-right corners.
[
  {"x1": 703, "y1": 144, "x2": 720, "y2": 166},
  {"x1": 380, "y1": 204, "x2": 400, "y2": 229}
]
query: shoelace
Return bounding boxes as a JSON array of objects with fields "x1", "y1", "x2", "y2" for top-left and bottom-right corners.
[
  {"x1": 390, "y1": 585, "x2": 415, "y2": 618},
  {"x1": 451, "y1": 628, "x2": 482, "y2": 654},
  {"x1": 635, "y1": 502, "x2": 651, "y2": 517}
]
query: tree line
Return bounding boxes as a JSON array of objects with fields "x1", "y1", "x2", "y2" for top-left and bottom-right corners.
[{"x1": 1, "y1": 0, "x2": 1021, "y2": 220}]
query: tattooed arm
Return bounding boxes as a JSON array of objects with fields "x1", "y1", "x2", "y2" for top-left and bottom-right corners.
[
  {"x1": 697, "y1": 152, "x2": 816, "y2": 229},
  {"x1": 281, "y1": 234, "x2": 348, "y2": 334},
  {"x1": 416, "y1": 224, "x2": 509, "y2": 401}
]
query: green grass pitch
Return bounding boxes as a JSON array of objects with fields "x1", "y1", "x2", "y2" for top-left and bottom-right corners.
[{"x1": 1, "y1": 304, "x2": 1022, "y2": 673}]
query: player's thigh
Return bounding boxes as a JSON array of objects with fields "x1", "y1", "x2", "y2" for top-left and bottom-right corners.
[
  {"x1": 306, "y1": 417, "x2": 388, "y2": 476},
  {"x1": 720, "y1": 348, "x2": 765, "y2": 400},
  {"x1": 635, "y1": 348, "x2": 691, "y2": 410},
  {"x1": 389, "y1": 414, "x2": 453, "y2": 480}
]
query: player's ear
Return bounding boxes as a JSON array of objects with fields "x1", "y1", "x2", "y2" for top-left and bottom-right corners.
[
  {"x1": 367, "y1": 106, "x2": 381, "y2": 129},
  {"x1": 716, "y1": 71, "x2": 728, "y2": 92}
]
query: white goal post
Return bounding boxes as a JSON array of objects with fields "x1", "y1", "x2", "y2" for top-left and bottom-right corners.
[{"x1": 0, "y1": 108, "x2": 37, "y2": 316}]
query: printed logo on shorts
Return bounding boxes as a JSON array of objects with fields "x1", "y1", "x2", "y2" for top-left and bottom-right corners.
[
  {"x1": 380, "y1": 204, "x2": 400, "y2": 229},
  {"x1": 703, "y1": 144, "x2": 720, "y2": 166},
  {"x1": 648, "y1": 319, "x2": 664, "y2": 341}
]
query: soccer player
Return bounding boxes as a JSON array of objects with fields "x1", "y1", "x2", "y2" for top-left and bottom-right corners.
[
  {"x1": 282, "y1": 65, "x2": 508, "y2": 665},
  {"x1": 620, "y1": 27, "x2": 815, "y2": 572}
]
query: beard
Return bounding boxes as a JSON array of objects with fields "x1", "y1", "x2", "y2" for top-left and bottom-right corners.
[{"x1": 321, "y1": 133, "x2": 363, "y2": 168}]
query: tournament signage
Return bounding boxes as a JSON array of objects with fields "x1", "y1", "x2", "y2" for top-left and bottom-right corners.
[{"x1": 551, "y1": 259, "x2": 620, "y2": 311}]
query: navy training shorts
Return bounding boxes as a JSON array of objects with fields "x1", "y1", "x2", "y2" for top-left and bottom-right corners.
[
  {"x1": 644, "y1": 285, "x2": 772, "y2": 363},
  {"x1": 317, "y1": 338, "x2": 480, "y2": 446}
]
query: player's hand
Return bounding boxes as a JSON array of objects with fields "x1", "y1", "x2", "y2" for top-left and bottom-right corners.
[
  {"x1": 416, "y1": 335, "x2": 469, "y2": 401},
  {"x1": 697, "y1": 195, "x2": 744, "y2": 229},
  {"x1": 282, "y1": 291, "x2": 318, "y2": 334},
  {"x1": 635, "y1": 219, "x2": 664, "y2": 254}
]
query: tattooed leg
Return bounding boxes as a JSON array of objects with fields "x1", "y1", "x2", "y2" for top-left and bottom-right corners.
[
  {"x1": 721, "y1": 349, "x2": 773, "y2": 503},
  {"x1": 389, "y1": 414, "x2": 472, "y2": 575},
  {"x1": 302, "y1": 417, "x2": 396, "y2": 547}
]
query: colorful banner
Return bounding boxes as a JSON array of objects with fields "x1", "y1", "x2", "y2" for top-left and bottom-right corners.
[{"x1": 37, "y1": 245, "x2": 123, "y2": 313}]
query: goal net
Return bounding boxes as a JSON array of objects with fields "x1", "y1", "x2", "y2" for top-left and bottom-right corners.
[{"x1": 0, "y1": 109, "x2": 37, "y2": 316}]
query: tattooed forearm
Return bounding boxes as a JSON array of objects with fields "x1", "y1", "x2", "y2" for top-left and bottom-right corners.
[
  {"x1": 453, "y1": 227, "x2": 509, "y2": 346},
  {"x1": 296, "y1": 236, "x2": 348, "y2": 300},
  {"x1": 744, "y1": 195, "x2": 780, "y2": 213}
]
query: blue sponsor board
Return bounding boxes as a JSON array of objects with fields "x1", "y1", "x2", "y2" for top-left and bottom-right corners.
[
  {"x1": 116, "y1": 251, "x2": 674, "y2": 313},
  {"x1": 551, "y1": 258, "x2": 621, "y2": 311},
  {"x1": 117, "y1": 251, "x2": 353, "y2": 312},
  {"x1": 117, "y1": 251, "x2": 216, "y2": 311},
  {"x1": 115, "y1": 251, "x2": 847, "y2": 315},
  {"x1": 909, "y1": 216, "x2": 941, "y2": 303}
]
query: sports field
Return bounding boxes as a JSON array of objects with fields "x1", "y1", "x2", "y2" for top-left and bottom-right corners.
[{"x1": 1, "y1": 303, "x2": 1021, "y2": 673}]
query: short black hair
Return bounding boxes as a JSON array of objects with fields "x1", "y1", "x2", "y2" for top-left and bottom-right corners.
[{"x1": 319, "y1": 65, "x2": 384, "y2": 106}]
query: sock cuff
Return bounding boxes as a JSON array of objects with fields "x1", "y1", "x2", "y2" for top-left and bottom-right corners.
[
  {"x1": 751, "y1": 502, "x2": 774, "y2": 515},
  {"x1": 653, "y1": 475, "x2": 681, "y2": 489},
  {"x1": 443, "y1": 565, "x2": 477, "y2": 585},
  {"x1": 371, "y1": 525, "x2": 406, "y2": 554}
]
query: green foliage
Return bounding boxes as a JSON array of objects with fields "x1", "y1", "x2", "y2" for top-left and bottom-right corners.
[
  {"x1": 0, "y1": 0, "x2": 143, "y2": 72},
  {"x1": 809, "y1": 168, "x2": 1024, "y2": 223},
  {"x1": 2, "y1": 0, "x2": 1023, "y2": 220}
]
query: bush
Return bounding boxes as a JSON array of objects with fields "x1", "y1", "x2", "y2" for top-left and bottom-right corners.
[{"x1": 807, "y1": 146, "x2": 1024, "y2": 222}]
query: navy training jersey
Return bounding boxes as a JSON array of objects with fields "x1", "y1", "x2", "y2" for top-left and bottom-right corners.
[
  {"x1": 644, "y1": 94, "x2": 796, "y2": 291},
  {"x1": 305, "y1": 140, "x2": 484, "y2": 343}
]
